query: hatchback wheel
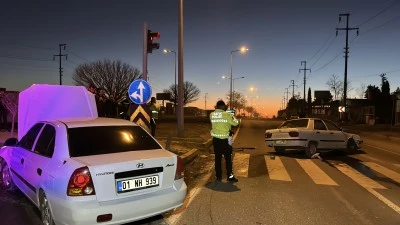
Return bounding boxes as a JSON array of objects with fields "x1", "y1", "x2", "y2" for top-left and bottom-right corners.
[
  {"x1": 305, "y1": 142, "x2": 317, "y2": 159},
  {"x1": 40, "y1": 191, "x2": 55, "y2": 225},
  {"x1": 1, "y1": 162, "x2": 16, "y2": 191}
]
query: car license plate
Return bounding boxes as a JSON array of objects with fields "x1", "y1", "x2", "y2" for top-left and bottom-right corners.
[
  {"x1": 117, "y1": 175, "x2": 159, "y2": 193},
  {"x1": 275, "y1": 140, "x2": 286, "y2": 144}
]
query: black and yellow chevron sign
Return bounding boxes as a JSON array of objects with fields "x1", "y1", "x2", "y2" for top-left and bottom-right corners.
[{"x1": 130, "y1": 104, "x2": 151, "y2": 133}]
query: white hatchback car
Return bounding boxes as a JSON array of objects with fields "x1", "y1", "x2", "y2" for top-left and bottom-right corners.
[
  {"x1": 265, "y1": 118, "x2": 363, "y2": 158},
  {"x1": 0, "y1": 117, "x2": 187, "y2": 225}
]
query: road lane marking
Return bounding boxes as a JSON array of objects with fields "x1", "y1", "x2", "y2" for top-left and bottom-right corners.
[
  {"x1": 394, "y1": 164, "x2": 400, "y2": 168},
  {"x1": 328, "y1": 160, "x2": 386, "y2": 189},
  {"x1": 296, "y1": 159, "x2": 338, "y2": 186},
  {"x1": 363, "y1": 143, "x2": 400, "y2": 156},
  {"x1": 233, "y1": 153, "x2": 250, "y2": 177},
  {"x1": 366, "y1": 188, "x2": 400, "y2": 215},
  {"x1": 362, "y1": 162, "x2": 400, "y2": 184},
  {"x1": 265, "y1": 156, "x2": 291, "y2": 181}
]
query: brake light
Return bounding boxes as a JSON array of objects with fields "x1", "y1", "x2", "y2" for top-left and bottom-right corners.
[
  {"x1": 175, "y1": 156, "x2": 184, "y2": 180},
  {"x1": 67, "y1": 167, "x2": 96, "y2": 196},
  {"x1": 289, "y1": 131, "x2": 299, "y2": 137},
  {"x1": 265, "y1": 132, "x2": 272, "y2": 138}
]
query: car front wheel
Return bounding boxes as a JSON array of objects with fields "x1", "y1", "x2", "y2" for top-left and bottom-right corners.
[
  {"x1": 305, "y1": 142, "x2": 317, "y2": 159},
  {"x1": 346, "y1": 139, "x2": 358, "y2": 154},
  {"x1": 1, "y1": 162, "x2": 16, "y2": 191}
]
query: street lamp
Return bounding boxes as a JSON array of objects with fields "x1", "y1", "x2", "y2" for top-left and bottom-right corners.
[
  {"x1": 230, "y1": 47, "x2": 249, "y2": 109},
  {"x1": 232, "y1": 76, "x2": 245, "y2": 109},
  {"x1": 163, "y1": 49, "x2": 177, "y2": 109}
]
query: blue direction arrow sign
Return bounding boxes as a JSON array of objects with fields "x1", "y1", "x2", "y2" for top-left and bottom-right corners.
[{"x1": 128, "y1": 79, "x2": 152, "y2": 104}]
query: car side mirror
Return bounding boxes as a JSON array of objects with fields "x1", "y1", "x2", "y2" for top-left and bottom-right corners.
[{"x1": 4, "y1": 138, "x2": 18, "y2": 147}]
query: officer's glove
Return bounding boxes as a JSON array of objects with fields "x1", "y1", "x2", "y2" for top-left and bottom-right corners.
[{"x1": 228, "y1": 136, "x2": 234, "y2": 146}]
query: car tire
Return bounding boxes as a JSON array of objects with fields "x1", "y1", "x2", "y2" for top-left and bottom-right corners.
[
  {"x1": 346, "y1": 139, "x2": 358, "y2": 154},
  {"x1": 274, "y1": 147, "x2": 285, "y2": 154},
  {"x1": 40, "y1": 191, "x2": 55, "y2": 225},
  {"x1": 305, "y1": 142, "x2": 317, "y2": 159},
  {"x1": 1, "y1": 161, "x2": 16, "y2": 191}
]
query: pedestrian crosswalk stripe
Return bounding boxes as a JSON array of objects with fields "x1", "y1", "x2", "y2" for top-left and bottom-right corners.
[
  {"x1": 328, "y1": 160, "x2": 386, "y2": 189},
  {"x1": 394, "y1": 164, "x2": 400, "y2": 168},
  {"x1": 265, "y1": 156, "x2": 291, "y2": 181},
  {"x1": 362, "y1": 162, "x2": 400, "y2": 184},
  {"x1": 233, "y1": 153, "x2": 250, "y2": 177},
  {"x1": 296, "y1": 159, "x2": 338, "y2": 186}
]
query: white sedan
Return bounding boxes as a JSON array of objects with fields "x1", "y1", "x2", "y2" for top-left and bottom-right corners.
[
  {"x1": 0, "y1": 117, "x2": 187, "y2": 225},
  {"x1": 265, "y1": 118, "x2": 363, "y2": 158}
]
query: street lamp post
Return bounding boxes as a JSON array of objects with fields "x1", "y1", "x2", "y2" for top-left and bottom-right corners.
[
  {"x1": 230, "y1": 47, "x2": 249, "y2": 110},
  {"x1": 232, "y1": 76, "x2": 245, "y2": 109},
  {"x1": 163, "y1": 49, "x2": 177, "y2": 112}
]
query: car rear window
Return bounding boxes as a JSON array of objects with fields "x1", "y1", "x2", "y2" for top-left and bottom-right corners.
[
  {"x1": 278, "y1": 119, "x2": 309, "y2": 128},
  {"x1": 67, "y1": 126, "x2": 162, "y2": 157}
]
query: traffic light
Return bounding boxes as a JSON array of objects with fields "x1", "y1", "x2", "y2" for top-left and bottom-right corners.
[{"x1": 147, "y1": 30, "x2": 160, "y2": 53}]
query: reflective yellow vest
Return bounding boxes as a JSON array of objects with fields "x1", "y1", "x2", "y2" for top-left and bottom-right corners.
[
  {"x1": 210, "y1": 109, "x2": 239, "y2": 139},
  {"x1": 150, "y1": 104, "x2": 159, "y2": 119}
]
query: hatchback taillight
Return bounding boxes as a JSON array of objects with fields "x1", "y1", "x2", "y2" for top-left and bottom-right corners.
[
  {"x1": 175, "y1": 156, "x2": 184, "y2": 180},
  {"x1": 67, "y1": 167, "x2": 96, "y2": 196},
  {"x1": 265, "y1": 132, "x2": 272, "y2": 138},
  {"x1": 289, "y1": 131, "x2": 299, "y2": 137}
]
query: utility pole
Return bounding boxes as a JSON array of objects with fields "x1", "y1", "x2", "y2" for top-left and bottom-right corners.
[
  {"x1": 53, "y1": 44, "x2": 67, "y2": 85},
  {"x1": 143, "y1": 23, "x2": 148, "y2": 81},
  {"x1": 299, "y1": 61, "x2": 311, "y2": 101},
  {"x1": 289, "y1": 80, "x2": 296, "y2": 99},
  {"x1": 177, "y1": 0, "x2": 184, "y2": 137},
  {"x1": 336, "y1": 13, "x2": 359, "y2": 121}
]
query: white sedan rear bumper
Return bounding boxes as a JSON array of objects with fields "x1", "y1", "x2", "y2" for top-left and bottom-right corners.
[
  {"x1": 50, "y1": 180, "x2": 187, "y2": 225},
  {"x1": 266, "y1": 139, "x2": 308, "y2": 149}
]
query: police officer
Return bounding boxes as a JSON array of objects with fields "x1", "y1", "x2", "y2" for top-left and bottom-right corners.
[
  {"x1": 149, "y1": 97, "x2": 159, "y2": 136},
  {"x1": 210, "y1": 100, "x2": 239, "y2": 182}
]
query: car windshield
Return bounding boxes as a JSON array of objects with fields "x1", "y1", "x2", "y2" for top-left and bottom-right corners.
[
  {"x1": 278, "y1": 119, "x2": 309, "y2": 129},
  {"x1": 67, "y1": 126, "x2": 162, "y2": 157}
]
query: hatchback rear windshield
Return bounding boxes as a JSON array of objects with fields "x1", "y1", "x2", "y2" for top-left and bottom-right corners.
[
  {"x1": 68, "y1": 126, "x2": 162, "y2": 157},
  {"x1": 278, "y1": 119, "x2": 309, "y2": 129}
]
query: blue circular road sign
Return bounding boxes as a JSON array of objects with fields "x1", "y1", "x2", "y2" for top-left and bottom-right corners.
[{"x1": 128, "y1": 79, "x2": 152, "y2": 104}]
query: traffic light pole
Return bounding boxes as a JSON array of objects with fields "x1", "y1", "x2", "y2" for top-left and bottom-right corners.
[{"x1": 143, "y1": 23, "x2": 148, "y2": 81}]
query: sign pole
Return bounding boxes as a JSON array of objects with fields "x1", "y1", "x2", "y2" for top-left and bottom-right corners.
[{"x1": 143, "y1": 22, "x2": 148, "y2": 81}]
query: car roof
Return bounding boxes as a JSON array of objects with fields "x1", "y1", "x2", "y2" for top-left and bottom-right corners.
[{"x1": 48, "y1": 117, "x2": 139, "y2": 128}]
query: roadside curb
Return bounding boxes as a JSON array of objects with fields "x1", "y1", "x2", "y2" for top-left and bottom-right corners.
[
  {"x1": 202, "y1": 138, "x2": 213, "y2": 150},
  {"x1": 360, "y1": 132, "x2": 400, "y2": 142},
  {"x1": 181, "y1": 148, "x2": 199, "y2": 165}
]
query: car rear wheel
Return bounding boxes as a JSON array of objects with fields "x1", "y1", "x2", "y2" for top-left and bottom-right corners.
[
  {"x1": 346, "y1": 139, "x2": 357, "y2": 154},
  {"x1": 274, "y1": 147, "x2": 285, "y2": 154},
  {"x1": 305, "y1": 142, "x2": 317, "y2": 159},
  {"x1": 1, "y1": 162, "x2": 16, "y2": 191},
  {"x1": 40, "y1": 191, "x2": 55, "y2": 225}
]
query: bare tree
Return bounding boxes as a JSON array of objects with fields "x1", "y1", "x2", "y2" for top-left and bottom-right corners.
[
  {"x1": 163, "y1": 81, "x2": 200, "y2": 106},
  {"x1": 355, "y1": 83, "x2": 366, "y2": 99},
  {"x1": 225, "y1": 91, "x2": 247, "y2": 113},
  {"x1": 0, "y1": 91, "x2": 18, "y2": 136},
  {"x1": 326, "y1": 74, "x2": 343, "y2": 100},
  {"x1": 73, "y1": 59, "x2": 141, "y2": 103}
]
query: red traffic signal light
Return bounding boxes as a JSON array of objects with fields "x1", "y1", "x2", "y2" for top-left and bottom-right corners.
[{"x1": 147, "y1": 30, "x2": 160, "y2": 53}]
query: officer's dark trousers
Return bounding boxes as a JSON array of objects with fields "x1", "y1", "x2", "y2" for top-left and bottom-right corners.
[
  {"x1": 213, "y1": 137, "x2": 233, "y2": 179},
  {"x1": 150, "y1": 118, "x2": 157, "y2": 136}
]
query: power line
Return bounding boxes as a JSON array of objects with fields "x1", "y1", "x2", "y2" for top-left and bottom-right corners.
[
  {"x1": 0, "y1": 43, "x2": 56, "y2": 51},
  {"x1": 360, "y1": 15, "x2": 400, "y2": 35},
  {"x1": 357, "y1": 0, "x2": 400, "y2": 27},
  {"x1": 65, "y1": 50, "x2": 90, "y2": 63},
  {"x1": 352, "y1": 69, "x2": 400, "y2": 78},
  {"x1": 53, "y1": 44, "x2": 68, "y2": 85},
  {"x1": 310, "y1": 36, "x2": 337, "y2": 68},
  {"x1": 0, "y1": 55, "x2": 53, "y2": 61}
]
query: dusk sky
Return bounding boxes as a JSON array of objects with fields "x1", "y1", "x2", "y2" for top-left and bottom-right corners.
[{"x1": 1, "y1": 0, "x2": 399, "y2": 117}]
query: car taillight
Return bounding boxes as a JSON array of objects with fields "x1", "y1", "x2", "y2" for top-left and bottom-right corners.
[
  {"x1": 67, "y1": 167, "x2": 96, "y2": 196},
  {"x1": 175, "y1": 156, "x2": 184, "y2": 180},
  {"x1": 289, "y1": 131, "x2": 299, "y2": 137},
  {"x1": 265, "y1": 132, "x2": 272, "y2": 138}
]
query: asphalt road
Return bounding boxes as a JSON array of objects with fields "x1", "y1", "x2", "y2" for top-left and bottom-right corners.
[
  {"x1": 172, "y1": 119, "x2": 400, "y2": 225},
  {"x1": 1, "y1": 119, "x2": 400, "y2": 225}
]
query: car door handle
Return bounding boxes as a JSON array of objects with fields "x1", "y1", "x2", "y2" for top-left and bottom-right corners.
[
  {"x1": 21, "y1": 158, "x2": 24, "y2": 164},
  {"x1": 37, "y1": 168, "x2": 42, "y2": 176}
]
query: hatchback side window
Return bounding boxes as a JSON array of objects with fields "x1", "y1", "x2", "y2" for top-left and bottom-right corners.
[
  {"x1": 33, "y1": 124, "x2": 56, "y2": 158},
  {"x1": 18, "y1": 123, "x2": 44, "y2": 150},
  {"x1": 324, "y1": 120, "x2": 341, "y2": 131},
  {"x1": 314, "y1": 120, "x2": 327, "y2": 130}
]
